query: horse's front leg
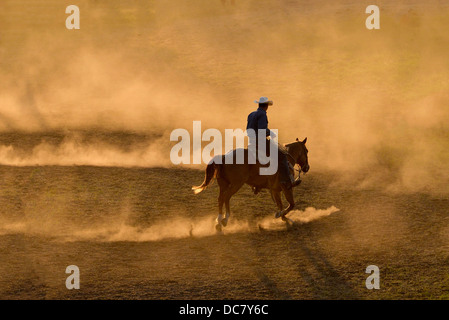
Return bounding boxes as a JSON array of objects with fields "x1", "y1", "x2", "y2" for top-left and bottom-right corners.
[
  {"x1": 280, "y1": 188, "x2": 295, "y2": 222},
  {"x1": 272, "y1": 190, "x2": 284, "y2": 219}
]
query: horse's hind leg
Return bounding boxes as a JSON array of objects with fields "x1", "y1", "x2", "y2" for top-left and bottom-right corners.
[
  {"x1": 216, "y1": 188, "x2": 225, "y2": 228},
  {"x1": 216, "y1": 179, "x2": 228, "y2": 231},
  {"x1": 221, "y1": 182, "x2": 244, "y2": 227}
]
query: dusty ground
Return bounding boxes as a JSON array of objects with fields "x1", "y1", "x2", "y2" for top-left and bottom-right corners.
[{"x1": 0, "y1": 164, "x2": 448, "y2": 299}]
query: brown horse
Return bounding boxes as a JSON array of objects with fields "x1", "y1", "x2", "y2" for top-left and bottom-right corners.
[{"x1": 192, "y1": 137, "x2": 309, "y2": 231}]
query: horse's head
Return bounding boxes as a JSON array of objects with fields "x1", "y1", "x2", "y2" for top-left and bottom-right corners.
[{"x1": 289, "y1": 137, "x2": 309, "y2": 173}]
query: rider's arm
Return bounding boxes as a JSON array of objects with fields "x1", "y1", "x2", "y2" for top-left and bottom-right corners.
[{"x1": 257, "y1": 112, "x2": 271, "y2": 137}]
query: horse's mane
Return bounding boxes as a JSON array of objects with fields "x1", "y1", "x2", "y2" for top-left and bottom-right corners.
[
  {"x1": 282, "y1": 141, "x2": 302, "y2": 163},
  {"x1": 284, "y1": 141, "x2": 300, "y2": 148}
]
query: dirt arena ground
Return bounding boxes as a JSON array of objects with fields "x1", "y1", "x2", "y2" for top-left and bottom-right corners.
[{"x1": 0, "y1": 162, "x2": 448, "y2": 299}]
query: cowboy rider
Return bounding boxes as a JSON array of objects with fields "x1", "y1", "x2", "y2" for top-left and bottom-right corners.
[{"x1": 246, "y1": 97, "x2": 301, "y2": 192}]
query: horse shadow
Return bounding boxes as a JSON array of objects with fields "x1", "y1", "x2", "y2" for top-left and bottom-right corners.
[{"x1": 252, "y1": 220, "x2": 360, "y2": 299}]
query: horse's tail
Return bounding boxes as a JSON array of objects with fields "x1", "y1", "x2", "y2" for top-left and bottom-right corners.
[{"x1": 192, "y1": 159, "x2": 220, "y2": 194}]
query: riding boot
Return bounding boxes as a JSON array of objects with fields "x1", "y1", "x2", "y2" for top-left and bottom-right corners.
[
  {"x1": 292, "y1": 177, "x2": 302, "y2": 187},
  {"x1": 280, "y1": 169, "x2": 301, "y2": 190},
  {"x1": 283, "y1": 172, "x2": 301, "y2": 190}
]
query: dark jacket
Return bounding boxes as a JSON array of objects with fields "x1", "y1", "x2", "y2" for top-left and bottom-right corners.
[{"x1": 246, "y1": 107, "x2": 271, "y2": 137}]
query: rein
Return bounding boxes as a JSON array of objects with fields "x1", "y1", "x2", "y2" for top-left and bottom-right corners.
[{"x1": 284, "y1": 142, "x2": 301, "y2": 170}]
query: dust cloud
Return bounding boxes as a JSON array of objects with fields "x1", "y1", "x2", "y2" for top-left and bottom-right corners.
[
  {"x1": 0, "y1": 0, "x2": 448, "y2": 193},
  {"x1": 0, "y1": 205, "x2": 339, "y2": 242},
  {"x1": 0, "y1": 132, "x2": 168, "y2": 167},
  {"x1": 259, "y1": 206, "x2": 340, "y2": 231}
]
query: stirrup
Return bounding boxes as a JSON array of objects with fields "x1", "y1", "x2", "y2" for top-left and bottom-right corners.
[{"x1": 292, "y1": 178, "x2": 302, "y2": 187}]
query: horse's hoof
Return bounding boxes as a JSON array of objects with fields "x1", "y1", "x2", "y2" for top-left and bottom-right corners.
[
  {"x1": 215, "y1": 224, "x2": 222, "y2": 232},
  {"x1": 221, "y1": 219, "x2": 228, "y2": 227},
  {"x1": 281, "y1": 215, "x2": 288, "y2": 222},
  {"x1": 275, "y1": 211, "x2": 282, "y2": 219}
]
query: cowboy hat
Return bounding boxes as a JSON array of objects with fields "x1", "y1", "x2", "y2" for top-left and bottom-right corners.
[{"x1": 254, "y1": 97, "x2": 273, "y2": 105}]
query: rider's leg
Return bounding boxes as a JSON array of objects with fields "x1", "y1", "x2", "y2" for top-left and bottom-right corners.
[
  {"x1": 278, "y1": 152, "x2": 293, "y2": 190},
  {"x1": 289, "y1": 163, "x2": 302, "y2": 188}
]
